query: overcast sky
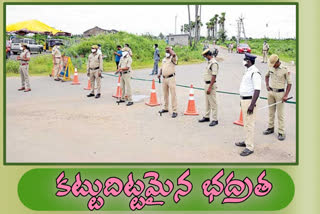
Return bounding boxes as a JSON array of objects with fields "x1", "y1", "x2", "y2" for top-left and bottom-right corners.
[{"x1": 6, "y1": 5, "x2": 296, "y2": 39}]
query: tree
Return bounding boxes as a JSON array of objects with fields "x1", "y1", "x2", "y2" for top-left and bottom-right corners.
[
  {"x1": 158, "y1": 32, "x2": 164, "y2": 40},
  {"x1": 187, "y1": 5, "x2": 192, "y2": 47}
]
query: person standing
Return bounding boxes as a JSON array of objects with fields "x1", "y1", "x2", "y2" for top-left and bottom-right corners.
[
  {"x1": 150, "y1": 44, "x2": 160, "y2": 75},
  {"x1": 262, "y1": 40, "x2": 269, "y2": 63},
  {"x1": 230, "y1": 43, "x2": 234, "y2": 53},
  {"x1": 113, "y1": 45, "x2": 122, "y2": 69},
  {"x1": 198, "y1": 49, "x2": 219, "y2": 127},
  {"x1": 116, "y1": 47, "x2": 133, "y2": 106},
  {"x1": 86, "y1": 45, "x2": 103, "y2": 99},
  {"x1": 17, "y1": 43, "x2": 31, "y2": 92},
  {"x1": 52, "y1": 44, "x2": 62, "y2": 81},
  {"x1": 235, "y1": 53, "x2": 261, "y2": 156},
  {"x1": 263, "y1": 54, "x2": 292, "y2": 141},
  {"x1": 124, "y1": 44, "x2": 133, "y2": 57},
  {"x1": 157, "y1": 46, "x2": 178, "y2": 118}
]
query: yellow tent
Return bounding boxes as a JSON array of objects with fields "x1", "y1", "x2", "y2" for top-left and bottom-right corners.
[{"x1": 6, "y1": 19, "x2": 62, "y2": 35}]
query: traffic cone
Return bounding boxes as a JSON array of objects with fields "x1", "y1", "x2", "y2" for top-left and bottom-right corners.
[
  {"x1": 233, "y1": 110, "x2": 244, "y2": 126},
  {"x1": 184, "y1": 84, "x2": 199, "y2": 115},
  {"x1": 112, "y1": 75, "x2": 122, "y2": 98},
  {"x1": 145, "y1": 79, "x2": 160, "y2": 106},
  {"x1": 84, "y1": 77, "x2": 91, "y2": 90},
  {"x1": 71, "y1": 68, "x2": 80, "y2": 85}
]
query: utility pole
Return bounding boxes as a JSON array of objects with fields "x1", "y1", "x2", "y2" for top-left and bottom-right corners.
[
  {"x1": 237, "y1": 15, "x2": 247, "y2": 44},
  {"x1": 175, "y1": 15, "x2": 177, "y2": 34}
]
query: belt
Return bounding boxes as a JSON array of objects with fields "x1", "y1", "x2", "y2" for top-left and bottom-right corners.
[
  {"x1": 270, "y1": 87, "x2": 285, "y2": 92},
  {"x1": 21, "y1": 63, "x2": 28, "y2": 66},
  {"x1": 205, "y1": 81, "x2": 216, "y2": 84},
  {"x1": 90, "y1": 67, "x2": 100, "y2": 70},
  {"x1": 163, "y1": 73, "x2": 175, "y2": 79},
  {"x1": 123, "y1": 71, "x2": 130, "y2": 74},
  {"x1": 55, "y1": 57, "x2": 61, "y2": 59},
  {"x1": 240, "y1": 96, "x2": 252, "y2": 100}
]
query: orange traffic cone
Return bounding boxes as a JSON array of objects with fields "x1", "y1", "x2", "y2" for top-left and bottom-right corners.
[
  {"x1": 145, "y1": 79, "x2": 160, "y2": 106},
  {"x1": 71, "y1": 68, "x2": 80, "y2": 85},
  {"x1": 84, "y1": 77, "x2": 91, "y2": 90},
  {"x1": 233, "y1": 110, "x2": 244, "y2": 126},
  {"x1": 112, "y1": 75, "x2": 122, "y2": 98},
  {"x1": 184, "y1": 84, "x2": 199, "y2": 115}
]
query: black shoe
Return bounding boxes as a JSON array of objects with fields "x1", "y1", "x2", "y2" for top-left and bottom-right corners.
[
  {"x1": 209, "y1": 120, "x2": 218, "y2": 127},
  {"x1": 172, "y1": 112, "x2": 178, "y2": 118},
  {"x1": 87, "y1": 93, "x2": 95, "y2": 97},
  {"x1": 263, "y1": 127, "x2": 274, "y2": 135},
  {"x1": 54, "y1": 78, "x2": 61, "y2": 81},
  {"x1": 240, "y1": 148, "x2": 254, "y2": 156},
  {"x1": 117, "y1": 99, "x2": 125, "y2": 103},
  {"x1": 126, "y1": 102, "x2": 134, "y2": 106},
  {"x1": 278, "y1": 133, "x2": 286, "y2": 141},
  {"x1": 235, "y1": 141, "x2": 246, "y2": 147},
  {"x1": 95, "y1": 93, "x2": 101, "y2": 99},
  {"x1": 199, "y1": 117, "x2": 210, "y2": 123},
  {"x1": 159, "y1": 109, "x2": 169, "y2": 114}
]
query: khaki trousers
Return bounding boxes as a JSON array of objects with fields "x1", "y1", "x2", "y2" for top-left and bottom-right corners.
[
  {"x1": 54, "y1": 58, "x2": 61, "y2": 78},
  {"x1": 120, "y1": 72, "x2": 132, "y2": 102},
  {"x1": 90, "y1": 70, "x2": 101, "y2": 94},
  {"x1": 267, "y1": 91, "x2": 285, "y2": 134},
  {"x1": 204, "y1": 84, "x2": 218, "y2": 120},
  {"x1": 241, "y1": 99, "x2": 257, "y2": 151},
  {"x1": 19, "y1": 65, "x2": 30, "y2": 88},
  {"x1": 263, "y1": 51, "x2": 268, "y2": 62},
  {"x1": 162, "y1": 76, "x2": 177, "y2": 112}
]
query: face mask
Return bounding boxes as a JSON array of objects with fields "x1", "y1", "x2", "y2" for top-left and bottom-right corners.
[
  {"x1": 57, "y1": 46, "x2": 60, "y2": 49},
  {"x1": 20, "y1": 47, "x2": 23, "y2": 50},
  {"x1": 242, "y1": 60, "x2": 247, "y2": 66},
  {"x1": 91, "y1": 49, "x2": 96, "y2": 53},
  {"x1": 122, "y1": 51, "x2": 128, "y2": 57},
  {"x1": 165, "y1": 53, "x2": 171, "y2": 58}
]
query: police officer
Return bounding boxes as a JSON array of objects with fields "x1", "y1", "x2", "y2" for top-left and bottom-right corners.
[
  {"x1": 86, "y1": 45, "x2": 103, "y2": 98},
  {"x1": 116, "y1": 47, "x2": 133, "y2": 106},
  {"x1": 235, "y1": 53, "x2": 261, "y2": 156},
  {"x1": 157, "y1": 46, "x2": 178, "y2": 118},
  {"x1": 17, "y1": 43, "x2": 31, "y2": 92},
  {"x1": 52, "y1": 44, "x2": 62, "y2": 81},
  {"x1": 124, "y1": 44, "x2": 133, "y2": 57},
  {"x1": 150, "y1": 44, "x2": 160, "y2": 75},
  {"x1": 263, "y1": 54, "x2": 292, "y2": 141},
  {"x1": 262, "y1": 41, "x2": 269, "y2": 63},
  {"x1": 198, "y1": 49, "x2": 219, "y2": 126}
]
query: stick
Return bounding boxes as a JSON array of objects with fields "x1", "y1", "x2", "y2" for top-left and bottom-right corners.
[{"x1": 258, "y1": 97, "x2": 293, "y2": 110}]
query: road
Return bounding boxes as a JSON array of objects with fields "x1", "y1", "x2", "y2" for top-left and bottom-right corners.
[{"x1": 6, "y1": 47, "x2": 296, "y2": 163}]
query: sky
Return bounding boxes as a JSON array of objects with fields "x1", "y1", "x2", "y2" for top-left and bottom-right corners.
[{"x1": 6, "y1": 5, "x2": 296, "y2": 39}]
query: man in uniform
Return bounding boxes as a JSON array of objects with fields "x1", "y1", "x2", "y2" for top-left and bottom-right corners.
[
  {"x1": 263, "y1": 54, "x2": 292, "y2": 141},
  {"x1": 52, "y1": 44, "x2": 62, "y2": 81},
  {"x1": 17, "y1": 43, "x2": 31, "y2": 92},
  {"x1": 235, "y1": 53, "x2": 261, "y2": 156},
  {"x1": 198, "y1": 49, "x2": 219, "y2": 127},
  {"x1": 86, "y1": 45, "x2": 103, "y2": 99},
  {"x1": 262, "y1": 41, "x2": 269, "y2": 63},
  {"x1": 124, "y1": 44, "x2": 133, "y2": 57},
  {"x1": 157, "y1": 46, "x2": 178, "y2": 118},
  {"x1": 150, "y1": 44, "x2": 160, "y2": 75},
  {"x1": 116, "y1": 47, "x2": 134, "y2": 106}
]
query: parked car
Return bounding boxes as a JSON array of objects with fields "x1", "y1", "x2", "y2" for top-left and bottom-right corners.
[
  {"x1": 236, "y1": 43, "x2": 251, "y2": 54},
  {"x1": 6, "y1": 40, "x2": 11, "y2": 59},
  {"x1": 10, "y1": 38, "x2": 44, "y2": 55}
]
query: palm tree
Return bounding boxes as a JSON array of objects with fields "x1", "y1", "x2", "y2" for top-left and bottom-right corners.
[
  {"x1": 187, "y1": 5, "x2": 192, "y2": 46},
  {"x1": 213, "y1": 14, "x2": 219, "y2": 39}
]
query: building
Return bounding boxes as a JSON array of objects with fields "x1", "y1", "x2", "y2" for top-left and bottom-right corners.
[
  {"x1": 83, "y1": 26, "x2": 118, "y2": 37},
  {"x1": 167, "y1": 34, "x2": 189, "y2": 46}
]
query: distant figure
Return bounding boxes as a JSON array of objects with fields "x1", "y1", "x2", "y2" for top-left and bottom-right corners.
[
  {"x1": 230, "y1": 43, "x2": 234, "y2": 53},
  {"x1": 113, "y1": 45, "x2": 122, "y2": 69},
  {"x1": 150, "y1": 44, "x2": 160, "y2": 75},
  {"x1": 52, "y1": 44, "x2": 62, "y2": 81},
  {"x1": 97, "y1": 44, "x2": 102, "y2": 55},
  {"x1": 86, "y1": 45, "x2": 103, "y2": 99},
  {"x1": 262, "y1": 40, "x2": 269, "y2": 63},
  {"x1": 17, "y1": 43, "x2": 31, "y2": 92}
]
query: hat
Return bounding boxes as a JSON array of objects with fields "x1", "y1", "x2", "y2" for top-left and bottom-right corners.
[
  {"x1": 91, "y1": 45, "x2": 98, "y2": 49},
  {"x1": 98, "y1": 44, "x2": 101, "y2": 47},
  {"x1": 122, "y1": 47, "x2": 130, "y2": 52},
  {"x1": 268, "y1": 54, "x2": 279, "y2": 68},
  {"x1": 202, "y1": 48, "x2": 210, "y2": 55},
  {"x1": 244, "y1": 53, "x2": 257, "y2": 62}
]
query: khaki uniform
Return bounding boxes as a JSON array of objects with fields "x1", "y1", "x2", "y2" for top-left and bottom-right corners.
[
  {"x1": 266, "y1": 65, "x2": 292, "y2": 134},
  {"x1": 52, "y1": 47, "x2": 62, "y2": 78},
  {"x1": 19, "y1": 49, "x2": 31, "y2": 89},
  {"x1": 161, "y1": 55, "x2": 178, "y2": 112},
  {"x1": 241, "y1": 99, "x2": 257, "y2": 151},
  {"x1": 203, "y1": 58, "x2": 218, "y2": 120},
  {"x1": 118, "y1": 56, "x2": 133, "y2": 101},
  {"x1": 87, "y1": 52, "x2": 103, "y2": 94},
  {"x1": 262, "y1": 43, "x2": 269, "y2": 62}
]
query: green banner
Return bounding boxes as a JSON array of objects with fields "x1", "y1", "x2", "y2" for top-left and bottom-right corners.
[{"x1": 18, "y1": 168, "x2": 294, "y2": 211}]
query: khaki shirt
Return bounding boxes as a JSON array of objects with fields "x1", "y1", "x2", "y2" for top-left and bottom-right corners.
[
  {"x1": 19, "y1": 49, "x2": 30, "y2": 65},
  {"x1": 204, "y1": 58, "x2": 218, "y2": 82},
  {"x1": 87, "y1": 53, "x2": 103, "y2": 73},
  {"x1": 118, "y1": 56, "x2": 132, "y2": 71},
  {"x1": 52, "y1": 47, "x2": 61, "y2": 58},
  {"x1": 263, "y1": 43, "x2": 269, "y2": 51},
  {"x1": 266, "y1": 65, "x2": 292, "y2": 89},
  {"x1": 161, "y1": 55, "x2": 178, "y2": 76}
]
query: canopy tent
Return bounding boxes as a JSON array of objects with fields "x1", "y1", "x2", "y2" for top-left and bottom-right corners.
[{"x1": 6, "y1": 19, "x2": 70, "y2": 36}]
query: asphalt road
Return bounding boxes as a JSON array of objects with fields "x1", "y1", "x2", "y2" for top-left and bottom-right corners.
[{"x1": 6, "y1": 47, "x2": 296, "y2": 163}]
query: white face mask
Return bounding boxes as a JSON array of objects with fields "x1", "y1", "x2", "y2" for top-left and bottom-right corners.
[
  {"x1": 20, "y1": 47, "x2": 23, "y2": 50},
  {"x1": 165, "y1": 53, "x2": 171, "y2": 58},
  {"x1": 57, "y1": 46, "x2": 60, "y2": 49},
  {"x1": 91, "y1": 49, "x2": 96, "y2": 53},
  {"x1": 122, "y1": 51, "x2": 128, "y2": 57},
  {"x1": 242, "y1": 60, "x2": 247, "y2": 66}
]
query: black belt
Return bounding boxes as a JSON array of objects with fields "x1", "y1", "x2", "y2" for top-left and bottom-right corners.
[
  {"x1": 163, "y1": 73, "x2": 175, "y2": 79},
  {"x1": 123, "y1": 71, "x2": 130, "y2": 74},
  {"x1": 241, "y1": 96, "x2": 252, "y2": 100},
  {"x1": 90, "y1": 67, "x2": 100, "y2": 70},
  {"x1": 270, "y1": 87, "x2": 285, "y2": 92},
  {"x1": 205, "y1": 81, "x2": 216, "y2": 84}
]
